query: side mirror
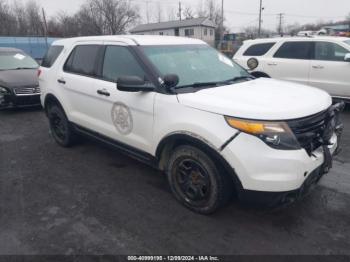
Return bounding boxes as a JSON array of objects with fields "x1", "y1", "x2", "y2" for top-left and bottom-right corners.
[
  {"x1": 117, "y1": 76, "x2": 155, "y2": 92},
  {"x1": 344, "y1": 53, "x2": 350, "y2": 62},
  {"x1": 163, "y1": 74, "x2": 179, "y2": 89}
]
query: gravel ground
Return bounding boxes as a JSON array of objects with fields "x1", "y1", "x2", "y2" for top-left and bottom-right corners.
[{"x1": 0, "y1": 106, "x2": 350, "y2": 255}]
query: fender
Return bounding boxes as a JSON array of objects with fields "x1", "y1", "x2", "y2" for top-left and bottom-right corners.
[{"x1": 155, "y1": 132, "x2": 243, "y2": 190}]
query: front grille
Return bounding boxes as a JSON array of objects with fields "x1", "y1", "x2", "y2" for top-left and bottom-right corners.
[
  {"x1": 287, "y1": 109, "x2": 331, "y2": 155},
  {"x1": 14, "y1": 95, "x2": 41, "y2": 106},
  {"x1": 14, "y1": 86, "x2": 41, "y2": 96}
]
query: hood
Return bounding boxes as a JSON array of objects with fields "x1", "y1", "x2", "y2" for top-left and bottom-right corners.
[
  {"x1": 0, "y1": 69, "x2": 38, "y2": 89},
  {"x1": 177, "y1": 78, "x2": 332, "y2": 120}
]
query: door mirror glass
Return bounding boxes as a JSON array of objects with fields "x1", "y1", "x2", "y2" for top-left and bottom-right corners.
[
  {"x1": 344, "y1": 53, "x2": 350, "y2": 62},
  {"x1": 117, "y1": 76, "x2": 154, "y2": 92}
]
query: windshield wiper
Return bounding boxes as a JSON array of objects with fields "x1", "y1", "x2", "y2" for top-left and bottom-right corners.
[
  {"x1": 12, "y1": 67, "x2": 37, "y2": 70},
  {"x1": 175, "y1": 81, "x2": 221, "y2": 89},
  {"x1": 175, "y1": 76, "x2": 254, "y2": 90},
  {"x1": 222, "y1": 76, "x2": 255, "y2": 83}
]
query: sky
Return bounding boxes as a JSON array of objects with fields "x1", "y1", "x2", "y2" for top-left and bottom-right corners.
[{"x1": 20, "y1": 0, "x2": 350, "y2": 32}]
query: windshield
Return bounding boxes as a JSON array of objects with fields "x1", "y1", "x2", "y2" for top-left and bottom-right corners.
[
  {"x1": 142, "y1": 45, "x2": 250, "y2": 88},
  {"x1": 344, "y1": 40, "x2": 350, "y2": 47},
  {"x1": 0, "y1": 52, "x2": 38, "y2": 70}
]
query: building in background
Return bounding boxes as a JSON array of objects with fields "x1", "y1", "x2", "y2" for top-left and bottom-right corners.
[
  {"x1": 130, "y1": 17, "x2": 217, "y2": 47},
  {"x1": 0, "y1": 36, "x2": 60, "y2": 62},
  {"x1": 322, "y1": 24, "x2": 350, "y2": 37}
]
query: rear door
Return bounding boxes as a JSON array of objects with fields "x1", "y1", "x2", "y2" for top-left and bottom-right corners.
[
  {"x1": 58, "y1": 42, "x2": 104, "y2": 129},
  {"x1": 267, "y1": 41, "x2": 313, "y2": 85},
  {"x1": 309, "y1": 41, "x2": 350, "y2": 97}
]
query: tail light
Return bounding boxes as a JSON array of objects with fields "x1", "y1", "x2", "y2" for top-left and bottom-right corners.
[{"x1": 37, "y1": 69, "x2": 42, "y2": 77}]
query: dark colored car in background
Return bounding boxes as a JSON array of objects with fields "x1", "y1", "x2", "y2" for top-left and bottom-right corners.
[{"x1": 0, "y1": 47, "x2": 40, "y2": 109}]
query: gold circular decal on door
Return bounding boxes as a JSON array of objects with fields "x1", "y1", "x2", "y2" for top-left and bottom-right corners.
[{"x1": 111, "y1": 102, "x2": 133, "y2": 135}]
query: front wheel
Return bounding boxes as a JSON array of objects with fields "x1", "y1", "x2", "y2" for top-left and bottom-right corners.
[
  {"x1": 47, "y1": 104, "x2": 77, "y2": 147},
  {"x1": 166, "y1": 145, "x2": 233, "y2": 214}
]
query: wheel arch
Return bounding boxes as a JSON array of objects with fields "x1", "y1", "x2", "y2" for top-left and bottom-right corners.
[
  {"x1": 156, "y1": 133, "x2": 243, "y2": 191},
  {"x1": 251, "y1": 71, "x2": 270, "y2": 78},
  {"x1": 43, "y1": 93, "x2": 65, "y2": 116}
]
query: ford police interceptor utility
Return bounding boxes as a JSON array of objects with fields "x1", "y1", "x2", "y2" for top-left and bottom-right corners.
[{"x1": 39, "y1": 35, "x2": 344, "y2": 214}]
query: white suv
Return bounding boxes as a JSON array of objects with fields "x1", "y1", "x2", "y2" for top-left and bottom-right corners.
[
  {"x1": 234, "y1": 37, "x2": 350, "y2": 101},
  {"x1": 39, "y1": 35, "x2": 344, "y2": 214}
]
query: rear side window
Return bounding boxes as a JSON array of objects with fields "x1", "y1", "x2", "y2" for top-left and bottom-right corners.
[
  {"x1": 41, "y1": 45, "x2": 64, "y2": 68},
  {"x1": 102, "y1": 46, "x2": 146, "y2": 82},
  {"x1": 243, "y1": 42, "x2": 275, "y2": 56},
  {"x1": 64, "y1": 45, "x2": 101, "y2": 77},
  {"x1": 314, "y1": 42, "x2": 349, "y2": 62},
  {"x1": 274, "y1": 42, "x2": 313, "y2": 60}
]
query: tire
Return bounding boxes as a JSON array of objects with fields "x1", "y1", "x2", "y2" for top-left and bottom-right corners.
[
  {"x1": 166, "y1": 145, "x2": 233, "y2": 214},
  {"x1": 47, "y1": 103, "x2": 77, "y2": 147}
]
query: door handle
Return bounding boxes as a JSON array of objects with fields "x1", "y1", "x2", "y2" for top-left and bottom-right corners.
[
  {"x1": 97, "y1": 89, "x2": 110, "y2": 97},
  {"x1": 312, "y1": 65, "x2": 324, "y2": 69},
  {"x1": 267, "y1": 62, "x2": 277, "y2": 66},
  {"x1": 57, "y1": 78, "x2": 66, "y2": 84}
]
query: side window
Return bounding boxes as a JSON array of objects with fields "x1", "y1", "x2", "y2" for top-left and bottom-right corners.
[
  {"x1": 243, "y1": 42, "x2": 275, "y2": 56},
  {"x1": 315, "y1": 42, "x2": 349, "y2": 62},
  {"x1": 185, "y1": 29, "x2": 194, "y2": 36},
  {"x1": 41, "y1": 45, "x2": 64, "y2": 68},
  {"x1": 102, "y1": 46, "x2": 146, "y2": 82},
  {"x1": 274, "y1": 42, "x2": 312, "y2": 60},
  {"x1": 64, "y1": 45, "x2": 101, "y2": 76}
]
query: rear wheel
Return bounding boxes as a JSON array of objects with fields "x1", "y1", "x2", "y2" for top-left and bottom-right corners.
[
  {"x1": 166, "y1": 145, "x2": 233, "y2": 214},
  {"x1": 47, "y1": 104, "x2": 77, "y2": 147}
]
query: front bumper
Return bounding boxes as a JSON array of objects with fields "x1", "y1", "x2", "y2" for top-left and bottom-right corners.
[
  {"x1": 0, "y1": 93, "x2": 41, "y2": 109},
  {"x1": 222, "y1": 132, "x2": 338, "y2": 193}
]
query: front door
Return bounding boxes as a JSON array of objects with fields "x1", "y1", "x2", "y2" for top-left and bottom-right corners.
[{"x1": 87, "y1": 43, "x2": 156, "y2": 154}]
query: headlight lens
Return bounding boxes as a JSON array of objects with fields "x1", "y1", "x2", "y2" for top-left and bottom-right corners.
[
  {"x1": 0, "y1": 86, "x2": 9, "y2": 98},
  {"x1": 225, "y1": 116, "x2": 301, "y2": 150}
]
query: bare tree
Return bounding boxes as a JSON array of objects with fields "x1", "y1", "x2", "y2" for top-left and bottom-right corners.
[
  {"x1": 0, "y1": 0, "x2": 17, "y2": 35},
  {"x1": 155, "y1": 2, "x2": 163, "y2": 23},
  {"x1": 196, "y1": 0, "x2": 207, "y2": 17},
  {"x1": 76, "y1": 0, "x2": 139, "y2": 35},
  {"x1": 183, "y1": 6, "x2": 195, "y2": 20},
  {"x1": 167, "y1": 7, "x2": 177, "y2": 21},
  {"x1": 25, "y1": 0, "x2": 45, "y2": 36}
]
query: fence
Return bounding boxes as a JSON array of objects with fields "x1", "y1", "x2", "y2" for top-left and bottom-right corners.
[{"x1": 0, "y1": 36, "x2": 60, "y2": 60}]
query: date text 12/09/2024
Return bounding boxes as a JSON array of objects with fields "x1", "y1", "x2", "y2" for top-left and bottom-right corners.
[{"x1": 127, "y1": 256, "x2": 220, "y2": 261}]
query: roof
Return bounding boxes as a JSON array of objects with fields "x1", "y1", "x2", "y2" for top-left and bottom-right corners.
[
  {"x1": 130, "y1": 17, "x2": 216, "y2": 33},
  {"x1": 52, "y1": 35, "x2": 207, "y2": 46},
  {"x1": 244, "y1": 36, "x2": 350, "y2": 44},
  {"x1": 0, "y1": 47, "x2": 23, "y2": 53}
]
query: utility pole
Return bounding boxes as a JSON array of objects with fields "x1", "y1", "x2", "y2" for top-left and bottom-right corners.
[
  {"x1": 277, "y1": 13, "x2": 284, "y2": 36},
  {"x1": 178, "y1": 2, "x2": 182, "y2": 21},
  {"x1": 221, "y1": 0, "x2": 224, "y2": 42},
  {"x1": 146, "y1": 1, "x2": 150, "y2": 23},
  {"x1": 258, "y1": 0, "x2": 263, "y2": 37},
  {"x1": 42, "y1": 8, "x2": 48, "y2": 49}
]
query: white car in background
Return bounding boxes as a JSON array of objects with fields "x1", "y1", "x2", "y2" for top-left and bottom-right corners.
[{"x1": 234, "y1": 37, "x2": 350, "y2": 102}]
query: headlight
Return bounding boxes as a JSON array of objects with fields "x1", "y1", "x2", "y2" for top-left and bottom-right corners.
[
  {"x1": 0, "y1": 86, "x2": 8, "y2": 93},
  {"x1": 225, "y1": 116, "x2": 301, "y2": 150},
  {"x1": 0, "y1": 86, "x2": 9, "y2": 98}
]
